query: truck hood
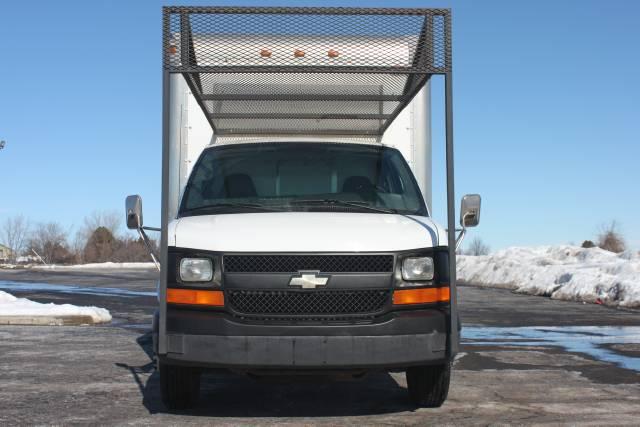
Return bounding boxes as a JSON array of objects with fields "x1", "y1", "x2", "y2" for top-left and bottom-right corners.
[{"x1": 170, "y1": 212, "x2": 445, "y2": 252}]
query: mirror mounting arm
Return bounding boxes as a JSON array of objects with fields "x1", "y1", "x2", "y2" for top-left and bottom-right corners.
[
  {"x1": 137, "y1": 227, "x2": 160, "y2": 271},
  {"x1": 455, "y1": 212, "x2": 471, "y2": 251}
]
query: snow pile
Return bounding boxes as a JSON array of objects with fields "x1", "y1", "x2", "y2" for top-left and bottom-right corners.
[
  {"x1": 0, "y1": 290, "x2": 112, "y2": 323},
  {"x1": 458, "y1": 245, "x2": 640, "y2": 308},
  {"x1": 34, "y1": 262, "x2": 155, "y2": 270}
]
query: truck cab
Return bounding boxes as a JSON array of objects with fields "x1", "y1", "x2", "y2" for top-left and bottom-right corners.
[{"x1": 126, "y1": 6, "x2": 480, "y2": 410}]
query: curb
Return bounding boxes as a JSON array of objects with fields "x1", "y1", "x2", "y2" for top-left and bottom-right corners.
[{"x1": 0, "y1": 315, "x2": 100, "y2": 326}]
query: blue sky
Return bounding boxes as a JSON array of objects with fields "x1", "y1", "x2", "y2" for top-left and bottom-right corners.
[{"x1": 1, "y1": 0, "x2": 639, "y2": 251}]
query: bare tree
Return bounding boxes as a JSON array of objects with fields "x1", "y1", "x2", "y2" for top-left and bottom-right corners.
[
  {"x1": 1, "y1": 214, "x2": 30, "y2": 262},
  {"x1": 465, "y1": 237, "x2": 490, "y2": 256},
  {"x1": 76, "y1": 210, "x2": 122, "y2": 250},
  {"x1": 112, "y1": 236, "x2": 158, "y2": 263},
  {"x1": 28, "y1": 222, "x2": 73, "y2": 264},
  {"x1": 85, "y1": 210, "x2": 121, "y2": 234},
  {"x1": 597, "y1": 221, "x2": 626, "y2": 253},
  {"x1": 83, "y1": 226, "x2": 118, "y2": 263},
  {"x1": 69, "y1": 230, "x2": 86, "y2": 264}
]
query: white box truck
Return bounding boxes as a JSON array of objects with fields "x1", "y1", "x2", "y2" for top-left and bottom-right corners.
[{"x1": 126, "y1": 6, "x2": 480, "y2": 410}]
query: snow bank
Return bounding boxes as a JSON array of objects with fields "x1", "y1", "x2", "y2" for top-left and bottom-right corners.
[
  {"x1": 0, "y1": 290, "x2": 112, "y2": 323},
  {"x1": 33, "y1": 262, "x2": 155, "y2": 270},
  {"x1": 458, "y1": 245, "x2": 640, "y2": 308}
]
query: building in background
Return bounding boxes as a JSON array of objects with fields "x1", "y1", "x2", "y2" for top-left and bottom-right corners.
[{"x1": 0, "y1": 244, "x2": 12, "y2": 262}]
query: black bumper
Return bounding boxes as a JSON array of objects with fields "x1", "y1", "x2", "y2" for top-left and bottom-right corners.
[{"x1": 160, "y1": 308, "x2": 449, "y2": 370}]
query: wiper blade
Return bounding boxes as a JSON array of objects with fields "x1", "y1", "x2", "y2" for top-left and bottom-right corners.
[
  {"x1": 182, "y1": 202, "x2": 281, "y2": 214},
  {"x1": 290, "y1": 199, "x2": 397, "y2": 214}
]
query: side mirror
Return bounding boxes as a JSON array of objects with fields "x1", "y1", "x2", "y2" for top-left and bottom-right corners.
[
  {"x1": 460, "y1": 194, "x2": 481, "y2": 228},
  {"x1": 125, "y1": 195, "x2": 144, "y2": 230}
]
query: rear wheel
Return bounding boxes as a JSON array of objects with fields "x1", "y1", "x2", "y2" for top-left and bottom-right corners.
[
  {"x1": 159, "y1": 362, "x2": 201, "y2": 410},
  {"x1": 406, "y1": 363, "x2": 451, "y2": 407}
]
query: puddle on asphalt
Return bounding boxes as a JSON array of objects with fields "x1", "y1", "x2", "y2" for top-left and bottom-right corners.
[
  {"x1": 0, "y1": 280, "x2": 156, "y2": 298},
  {"x1": 462, "y1": 326, "x2": 640, "y2": 372}
]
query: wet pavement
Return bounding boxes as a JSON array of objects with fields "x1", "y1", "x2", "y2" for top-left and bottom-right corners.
[
  {"x1": 463, "y1": 326, "x2": 640, "y2": 372},
  {"x1": 0, "y1": 267, "x2": 639, "y2": 424},
  {"x1": 0, "y1": 280, "x2": 157, "y2": 297}
]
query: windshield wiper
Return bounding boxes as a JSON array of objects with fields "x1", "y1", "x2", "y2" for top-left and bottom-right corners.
[
  {"x1": 181, "y1": 202, "x2": 282, "y2": 214},
  {"x1": 290, "y1": 199, "x2": 397, "y2": 214}
]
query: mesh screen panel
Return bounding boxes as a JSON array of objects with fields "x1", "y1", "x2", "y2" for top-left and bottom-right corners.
[
  {"x1": 163, "y1": 6, "x2": 451, "y2": 136},
  {"x1": 223, "y1": 254, "x2": 394, "y2": 273},
  {"x1": 227, "y1": 289, "x2": 390, "y2": 317}
]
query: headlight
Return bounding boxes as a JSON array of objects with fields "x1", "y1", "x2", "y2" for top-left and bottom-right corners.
[
  {"x1": 402, "y1": 257, "x2": 434, "y2": 281},
  {"x1": 179, "y1": 258, "x2": 213, "y2": 282}
]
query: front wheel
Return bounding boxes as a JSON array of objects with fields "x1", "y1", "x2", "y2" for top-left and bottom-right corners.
[
  {"x1": 406, "y1": 363, "x2": 451, "y2": 407},
  {"x1": 159, "y1": 361, "x2": 201, "y2": 410}
]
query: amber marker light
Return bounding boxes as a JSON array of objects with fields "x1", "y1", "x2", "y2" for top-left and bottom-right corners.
[
  {"x1": 393, "y1": 287, "x2": 450, "y2": 305},
  {"x1": 167, "y1": 289, "x2": 224, "y2": 306},
  {"x1": 294, "y1": 49, "x2": 305, "y2": 58},
  {"x1": 260, "y1": 48, "x2": 272, "y2": 58},
  {"x1": 327, "y1": 49, "x2": 340, "y2": 58}
]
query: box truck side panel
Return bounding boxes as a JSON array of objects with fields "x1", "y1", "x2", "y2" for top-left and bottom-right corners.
[
  {"x1": 167, "y1": 74, "x2": 214, "y2": 220},
  {"x1": 381, "y1": 85, "x2": 432, "y2": 212}
]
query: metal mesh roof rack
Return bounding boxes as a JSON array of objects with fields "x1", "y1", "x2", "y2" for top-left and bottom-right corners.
[{"x1": 163, "y1": 6, "x2": 451, "y2": 136}]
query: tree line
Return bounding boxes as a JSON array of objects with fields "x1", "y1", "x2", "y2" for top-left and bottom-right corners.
[
  {"x1": 1, "y1": 211, "x2": 157, "y2": 265},
  {"x1": 1, "y1": 212, "x2": 630, "y2": 264},
  {"x1": 461, "y1": 221, "x2": 629, "y2": 256}
]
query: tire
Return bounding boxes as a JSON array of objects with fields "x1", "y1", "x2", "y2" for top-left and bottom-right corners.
[
  {"x1": 159, "y1": 361, "x2": 201, "y2": 410},
  {"x1": 406, "y1": 363, "x2": 451, "y2": 407}
]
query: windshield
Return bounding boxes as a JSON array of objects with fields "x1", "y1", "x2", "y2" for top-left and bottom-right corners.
[{"x1": 179, "y1": 142, "x2": 428, "y2": 217}]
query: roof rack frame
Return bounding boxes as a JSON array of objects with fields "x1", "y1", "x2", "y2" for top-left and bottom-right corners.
[{"x1": 162, "y1": 6, "x2": 450, "y2": 137}]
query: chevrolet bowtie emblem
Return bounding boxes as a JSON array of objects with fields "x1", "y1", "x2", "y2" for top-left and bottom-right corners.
[{"x1": 288, "y1": 271, "x2": 329, "y2": 289}]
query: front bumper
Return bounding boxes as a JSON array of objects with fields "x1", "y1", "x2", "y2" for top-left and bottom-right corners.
[{"x1": 159, "y1": 308, "x2": 449, "y2": 370}]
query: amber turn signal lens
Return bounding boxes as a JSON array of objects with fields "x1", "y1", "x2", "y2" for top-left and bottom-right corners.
[
  {"x1": 168, "y1": 45, "x2": 177, "y2": 55},
  {"x1": 260, "y1": 48, "x2": 272, "y2": 57},
  {"x1": 167, "y1": 289, "x2": 224, "y2": 306},
  {"x1": 327, "y1": 49, "x2": 340, "y2": 58},
  {"x1": 294, "y1": 49, "x2": 305, "y2": 58},
  {"x1": 393, "y1": 287, "x2": 450, "y2": 305}
]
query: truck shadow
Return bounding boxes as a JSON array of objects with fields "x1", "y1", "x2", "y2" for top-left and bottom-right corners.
[{"x1": 118, "y1": 331, "x2": 419, "y2": 417}]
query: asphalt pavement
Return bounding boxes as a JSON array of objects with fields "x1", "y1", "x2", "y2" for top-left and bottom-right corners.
[{"x1": 0, "y1": 268, "x2": 639, "y2": 425}]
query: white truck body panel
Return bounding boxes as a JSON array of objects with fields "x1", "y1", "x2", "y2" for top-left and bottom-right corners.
[
  {"x1": 380, "y1": 85, "x2": 431, "y2": 212},
  {"x1": 169, "y1": 213, "x2": 445, "y2": 253}
]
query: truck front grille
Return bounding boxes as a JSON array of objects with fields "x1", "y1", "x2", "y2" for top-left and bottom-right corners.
[
  {"x1": 223, "y1": 254, "x2": 394, "y2": 273},
  {"x1": 227, "y1": 289, "x2": 390, "y2": 318}
]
